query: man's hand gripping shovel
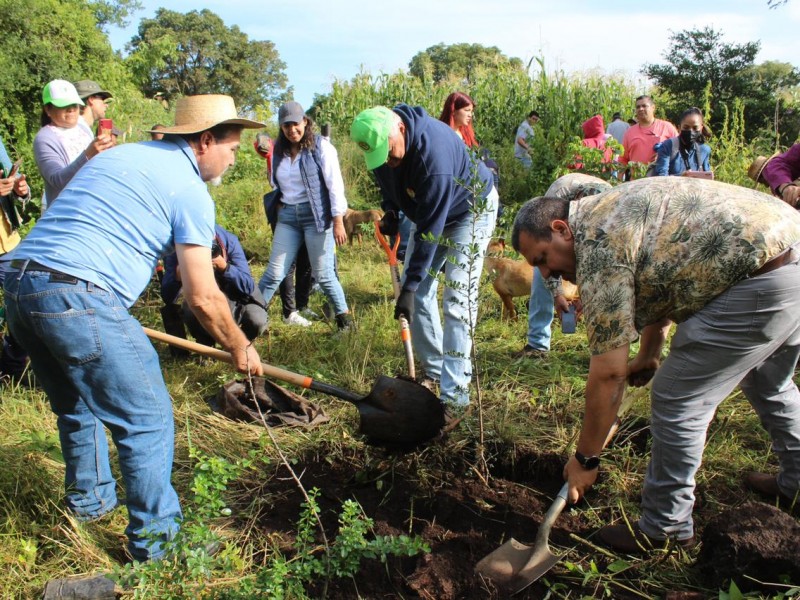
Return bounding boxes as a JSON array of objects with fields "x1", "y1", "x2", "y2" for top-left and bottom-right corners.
[{"x1": 474, "y1": 373, "x2": 654, "y2": 594}]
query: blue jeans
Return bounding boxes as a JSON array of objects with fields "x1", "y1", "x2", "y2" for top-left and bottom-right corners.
[
  {"x1": 640, "y1": 258, "x2": 800, "y2": 541},
  {"x1": 403, "y1": 188, "x2": 498, "y2": 405},
  {"x1": 4, "y1": 269, "x2": 181, "y2": 561},
  {"x1": 259, "y1": 202, "x2": 347, "y2": 315},
  {"x1": 526, "y1": 267, "x2": 554, "y2": 351}
]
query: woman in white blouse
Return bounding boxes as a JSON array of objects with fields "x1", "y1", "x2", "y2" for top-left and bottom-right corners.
[{"x1": 258, "y1": 101, "x2": 352, "y2": 331}]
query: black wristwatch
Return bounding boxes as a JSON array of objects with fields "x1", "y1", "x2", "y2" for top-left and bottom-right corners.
[{"x1": 575, "y1": 451, "x2": 600, "y2": 470}]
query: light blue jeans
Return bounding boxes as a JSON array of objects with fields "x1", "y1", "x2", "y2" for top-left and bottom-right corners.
[
  {"x1": 4, "y1": 269, "x2": 181, "y2": 561},
  {"x1": 258, "y1": 202, "x2": 347, "y2": 315},
  {"x1": 403, "y1": 188, "x2": 498, "y2": 405},
  {"x1": 640, "y1": 258, "x2": 800, "y2": 541},
  {"x1": 526, "y1": 267, "x2": 554, "y2": 351}
]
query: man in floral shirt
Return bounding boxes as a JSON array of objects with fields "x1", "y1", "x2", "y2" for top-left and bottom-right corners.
[{"x1": 512, "y1": 176, "x2": 800, "y2": 552}]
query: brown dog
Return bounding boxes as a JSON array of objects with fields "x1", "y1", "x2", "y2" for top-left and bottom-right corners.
[
  {"x1": 484, "y1": 239, "x2": 578, "y2": 320},
  {"x1": 343, "y1": 208, "x2": 383, "y2": 245}
]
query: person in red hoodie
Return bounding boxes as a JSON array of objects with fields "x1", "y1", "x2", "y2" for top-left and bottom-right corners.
[{"x1": 570, "y1": 114, "x2": 613, "y2": 171}]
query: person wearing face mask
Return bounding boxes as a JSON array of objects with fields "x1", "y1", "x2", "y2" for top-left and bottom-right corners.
[{"x1": 652, "y1": 107, "x2": 712, "y2": 177}]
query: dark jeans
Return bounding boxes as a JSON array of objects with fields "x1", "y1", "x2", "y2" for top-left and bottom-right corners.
[
  {"x1": 181, "y1": 288, "x2": 269, "y2": 347},
  {"x1": 0, "y1": 257, "x2": 28, "y2": 378}
]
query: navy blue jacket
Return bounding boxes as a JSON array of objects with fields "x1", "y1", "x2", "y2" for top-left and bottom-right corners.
[
  {"x1": 372, "y1": 104, "x2": 495, "y2": 291},
  {"x1": 161, "y1": 224, "x2": 256, "y2": 305}
]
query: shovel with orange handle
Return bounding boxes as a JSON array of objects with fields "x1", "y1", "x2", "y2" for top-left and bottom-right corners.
[{"x1": 374, "y1": 220, "x2": 415, "y2": 379}]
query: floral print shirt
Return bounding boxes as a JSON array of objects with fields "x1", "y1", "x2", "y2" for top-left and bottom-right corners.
[{"x1": 570, "y1": 177, "x2": 800, "y2": 354}]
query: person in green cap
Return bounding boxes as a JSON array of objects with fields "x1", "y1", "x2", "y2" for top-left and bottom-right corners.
[
  {"x1": 33, "y1": 79, "x2": 114, "y2": 210},
  {"x1": 350, "y1": 104, "x2": 498, "y2": 408}
]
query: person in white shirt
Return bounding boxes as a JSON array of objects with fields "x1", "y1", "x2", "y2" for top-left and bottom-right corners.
[
  {"x1": 257, "y1": 101, "x2": 353, "y2": 331},
  {"x1": 514, "y1": 110, "x2": 539, "y2": 169}
]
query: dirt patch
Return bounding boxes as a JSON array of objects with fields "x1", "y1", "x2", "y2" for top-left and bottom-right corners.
[
  {"x1": 698, "y1": 501, "x2": 800, "y2": 593},
  {"x1": 242, "y1": 443, "x2": 799, "y2": 598},
  {"x1": 246, "y1": 443, "x2": 594, "y2": 598}
]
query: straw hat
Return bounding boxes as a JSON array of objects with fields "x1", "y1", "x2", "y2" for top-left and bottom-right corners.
[
  {"x1": 147, "y1": 94, "x2": 264, "y2": 135},
  {"x1": 747, "y1": 153, "x2": 779, "y2": 184}
]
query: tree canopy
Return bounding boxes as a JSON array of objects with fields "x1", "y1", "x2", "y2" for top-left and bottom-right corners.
[
  {"x1": 0, "y1": 0, "x2": 125, "y2": 140},
  {"x1": 641, "y1": 26, "x2": 799, "y2": 140},
  {"x1": 125, "y1": 8, "x2": 288, "y2": 111},
  {"x1": 408, "y1": 43, "x2": 524, "y2": 85}
]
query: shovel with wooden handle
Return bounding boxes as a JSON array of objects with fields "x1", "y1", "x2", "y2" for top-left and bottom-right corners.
[
  {"x1": 474, "y1": 378, "x2": 653, "y2": 594},
  {"x1": 144, "y1": 327, "x2": 445, "y2": 447},
  {"x1": 374, "y1": 220, "x2": 415, "y2": 379}
]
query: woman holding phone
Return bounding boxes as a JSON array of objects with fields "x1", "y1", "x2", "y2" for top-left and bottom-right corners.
[
  {"x1": 33, "y1": 79, "x2": 114, "y2": 210},
  {"x1": 652, "y1": 107, "x2": 712, "y2": 178}
]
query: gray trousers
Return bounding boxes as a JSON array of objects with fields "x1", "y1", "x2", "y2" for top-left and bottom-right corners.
[{"x1": 640, "y1": 256, "x2": 800, "y2": 540}]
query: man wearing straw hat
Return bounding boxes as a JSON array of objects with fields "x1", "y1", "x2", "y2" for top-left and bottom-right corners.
[
  {"x1": 2, "y1": 94, "x2": 265, "y2": 562},
  {"x1": 748, "y1": 145, "x2": 800, "y2": 208}
]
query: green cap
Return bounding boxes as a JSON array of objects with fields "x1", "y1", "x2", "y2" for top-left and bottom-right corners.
[
  {"x1": 42, "y1": 80, "x2": 84, "y2": 108},
  {"x1": 350, "y1": 106, "x2": 396, "y2": 170}
]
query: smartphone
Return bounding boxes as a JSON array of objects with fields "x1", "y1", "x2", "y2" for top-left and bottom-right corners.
[
  {"x1": 7, "y1": 159, "x2": 21, "y2": 178},
  {"x1": 561, "y1": 304, "x2": 577, "y2": 334},
  {"x1": 98, "y1": 118, "x2": 113, "y2": 136}
]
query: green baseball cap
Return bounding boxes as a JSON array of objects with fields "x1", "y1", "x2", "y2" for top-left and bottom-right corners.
[
  {"x1": 350, "y1": 106, "x2": 396, "y2": 170},
  {"x1": 42, "y1": 80, "x2": 84, "y2": 108}
]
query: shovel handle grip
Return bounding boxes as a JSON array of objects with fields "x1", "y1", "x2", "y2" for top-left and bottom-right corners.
[
  {"x1": 399, "y1": 315, "x2": 415, "y2": 379},
  {"x1": 143, "y1": 327, "x2": 362, "y2": 403}
]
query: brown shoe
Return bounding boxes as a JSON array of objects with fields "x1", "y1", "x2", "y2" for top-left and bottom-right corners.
[
  {"x1": 744, "y1": 471, "x2": 799, "y2": 510},
  {"x1": 596, "y1": 523, "x2": 695, "y2": 554},
  {"x1": 512, "y1": 345, "x2": 548, "y2": 359}
]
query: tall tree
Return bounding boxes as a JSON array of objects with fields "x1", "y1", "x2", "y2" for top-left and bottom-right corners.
[
  {"x1": 0, "y1": 0, "x2": 123, "y2": 140},
  {"x1": 641, "y1": 26, "x2": 799, "y2": 138},
  {"x1": 89, "y1": 0, "x2": 142, "y2": 32},
  {"x1": 408, "y1": 43, "x2": 523, "y2": 85},
  {"x1": 642, "y1": 27, "x2": 760, "y2": 122},
  {"x1": 125, "y1": 8, "x2": 287, "y2": 111}
]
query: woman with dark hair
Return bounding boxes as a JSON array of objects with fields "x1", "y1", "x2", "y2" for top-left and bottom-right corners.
[
  {"x1": 33, "y1": 79, "x2": 114, "y2": 210},
  {"x1": 652, "y1": 107, "x2": 712, "y2": 177},
  {"x1": 257, "y1": 102, "x2": 352, "y2": 331}
]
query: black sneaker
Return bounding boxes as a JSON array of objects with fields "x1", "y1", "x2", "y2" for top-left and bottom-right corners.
[{"x1": 335, "y1": 313, "x2": 354, "y2": 332}]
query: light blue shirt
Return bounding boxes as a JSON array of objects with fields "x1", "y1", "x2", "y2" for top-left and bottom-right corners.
[{"x1": 12, "y1": 138, "x2": 215, "y2": 307}]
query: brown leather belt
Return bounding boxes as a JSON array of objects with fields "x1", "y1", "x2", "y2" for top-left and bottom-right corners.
[{"x1": 750, "y1": 246, "x2": 800, "y2": 278}]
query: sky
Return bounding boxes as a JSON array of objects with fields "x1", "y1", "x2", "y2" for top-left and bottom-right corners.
[{"x1": 107, "y1": 0, "x2": 800, "y2": 112}]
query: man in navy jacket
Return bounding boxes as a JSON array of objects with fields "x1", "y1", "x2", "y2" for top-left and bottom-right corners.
[
  {"x1": 161, "y1": 224, "x2": 268, "y2": 345},
  {"x1": 351, "y1": 104, "x2": 498, "y2": 407}
]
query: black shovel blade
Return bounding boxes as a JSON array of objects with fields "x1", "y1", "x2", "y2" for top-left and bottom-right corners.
[{"x1": 356, "y1": 375, "x2": 445, "y2": 447}]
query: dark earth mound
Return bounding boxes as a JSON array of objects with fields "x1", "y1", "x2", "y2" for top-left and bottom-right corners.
[{"x1": 699, "y1": 501, "x2": 800, "y2": 593}]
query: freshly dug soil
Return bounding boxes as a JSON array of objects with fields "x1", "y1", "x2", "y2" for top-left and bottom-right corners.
[
  {"x1": 698, "y1": 501, "x2": 800, "y2": 593},
  {"x1": 244, "y1": 438, "x2": 800, "y2": 598},
  {"x1": 248, "y1": 442, "x2": 609, "y2": 598}
]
